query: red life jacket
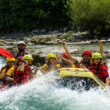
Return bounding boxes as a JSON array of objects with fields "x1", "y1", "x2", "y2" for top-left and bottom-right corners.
[
  {"x1": 88, "y1": 63, "x2": 109, "y2": 83},
  {"x1": 15, "y1": 66, "x2": 33, "y2": 85},
  {"x1": 13, "y1": 66, "x2": 20, "y2": 85}
]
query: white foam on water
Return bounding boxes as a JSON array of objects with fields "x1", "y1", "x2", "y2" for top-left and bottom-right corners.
[
  {"x1": 0, "y1": 71, "x2": 110, "y2": 110},
  {"x1": 0, "y1": 56, "x2": 6, "y2": 69}
]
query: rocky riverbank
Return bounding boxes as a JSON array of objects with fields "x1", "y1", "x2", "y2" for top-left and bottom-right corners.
[
  {"x1": 0, "y1": 31, "x2": 86, "y2": 46},
  {"x1": 1, "y1": 31, "x2": 110, "y2": 46}
]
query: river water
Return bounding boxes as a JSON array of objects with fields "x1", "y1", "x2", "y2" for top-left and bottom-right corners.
[{"x1": 0, "y1": 45, "x2": 110, "y2": 110}]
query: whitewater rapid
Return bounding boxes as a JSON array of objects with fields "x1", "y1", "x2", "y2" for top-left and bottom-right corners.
[
  {"x1": 0, "y1": 56, "x2": 110, "y2": 110},
  {"x1": 0, "y1": 71, "x2": 110, "y2": 110}
]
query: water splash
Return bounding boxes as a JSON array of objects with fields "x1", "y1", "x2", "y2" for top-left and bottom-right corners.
[
  {"x1": 0, "y1": 56, "x2": 6, "y2": 69},
  {"x1": 0, "y1": 71, "x2": 110, "y2": 110}
]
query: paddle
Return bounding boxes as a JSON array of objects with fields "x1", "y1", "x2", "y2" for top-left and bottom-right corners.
[{"x1": 0, "y1": 48, "x2": 14, "y2": 58}]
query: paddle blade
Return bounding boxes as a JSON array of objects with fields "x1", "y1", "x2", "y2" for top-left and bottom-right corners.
[{"x1": 0, "y1": 48, "x2": 14, "y2": 58}]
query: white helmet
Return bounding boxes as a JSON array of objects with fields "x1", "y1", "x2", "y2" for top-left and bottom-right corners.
[{"x1": 18, "y1": 41, "x2": 26, "y2": 46}]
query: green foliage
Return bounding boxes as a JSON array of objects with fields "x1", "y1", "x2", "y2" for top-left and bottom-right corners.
[
  {"x1": 68, "y1": 0, "x2": 110, "y2": 35},
  {"x1": 0, "y1": 0, "x2": 70, "y2": 33}
]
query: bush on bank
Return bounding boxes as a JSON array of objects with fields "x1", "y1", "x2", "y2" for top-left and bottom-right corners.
[{"x1": 68, "y1": 0, "x2": 110, "y2": 37}]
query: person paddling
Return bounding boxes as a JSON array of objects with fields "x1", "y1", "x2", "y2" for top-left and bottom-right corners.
[
  {"x1": 15, "y1": 54, "x2": 33, "y2": 84},
  {"x1": 13, "y1": 56, "x2": 24, "y2": 85}
]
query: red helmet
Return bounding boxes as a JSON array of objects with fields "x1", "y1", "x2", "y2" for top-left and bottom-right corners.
[
  {"x1": 62, "y1": 52, "x2": 68, "y2": 59},
  {"x1": 82, "y1": 50, "x2": 92, "y2": 56}
]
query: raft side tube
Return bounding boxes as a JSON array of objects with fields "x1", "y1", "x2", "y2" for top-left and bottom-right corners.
[{"x1": 55, "y1": 68, "x2": 105, "y2": 89}]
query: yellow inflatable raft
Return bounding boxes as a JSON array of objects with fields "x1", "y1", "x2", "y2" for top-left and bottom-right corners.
[{"x1": 55, "y1": 68, "x2": 105, "y2": 90}]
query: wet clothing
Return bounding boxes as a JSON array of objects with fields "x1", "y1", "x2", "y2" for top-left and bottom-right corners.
[
  {"x1": 14, "y1": 66, "x2": 33, "y2": 84},
  {"x1": 12, "y1": 66, "x2": 20, "y2": 85},
  {"x1": 0, "y1": 65, "x2": 15, "y2": 82},
  {"x1": 88, "y1": 63, "x2": 109, "y2": 83},
  {"x1": 0, "y1": 65, "x2": 15, "y2": 86},
  {"x1": 5, "y1": 66, "x2": 15, "y2": 79}
]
